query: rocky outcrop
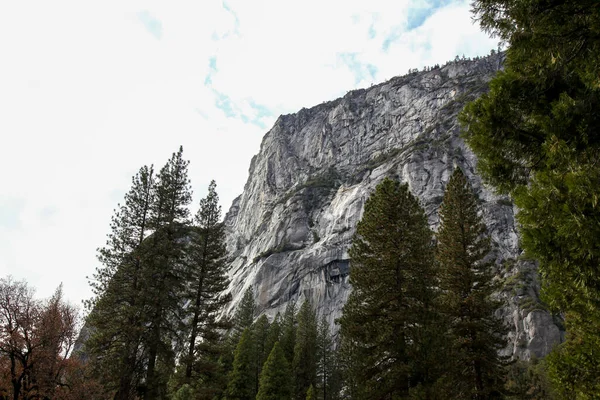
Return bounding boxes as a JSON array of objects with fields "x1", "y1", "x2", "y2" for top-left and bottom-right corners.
[{"x1": 223, "y1": 54, "x2": 563, "y2": 360}]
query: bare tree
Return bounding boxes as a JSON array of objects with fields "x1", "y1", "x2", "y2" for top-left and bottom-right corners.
[{"x1": 0, "y1": 277, "x2": 80, "y2": 400}]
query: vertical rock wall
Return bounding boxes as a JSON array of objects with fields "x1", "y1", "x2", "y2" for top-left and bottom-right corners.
[{"x1": 223, "y1": 54, "x2": 562, "y2": 359}]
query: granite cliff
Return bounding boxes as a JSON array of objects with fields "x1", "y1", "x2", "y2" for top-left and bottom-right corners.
[{"x1": 223, "y1": 53, "x2": 563, "y2": 360}]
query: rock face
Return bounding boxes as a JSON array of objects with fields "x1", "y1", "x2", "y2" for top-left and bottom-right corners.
[{"x1": 223, "y1": 54, "x2": 563, "y2": 360}]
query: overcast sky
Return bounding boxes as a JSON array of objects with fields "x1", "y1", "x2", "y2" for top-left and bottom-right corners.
[{"x1": 0, "y1": 0, "x2": 497, "y2": 308}]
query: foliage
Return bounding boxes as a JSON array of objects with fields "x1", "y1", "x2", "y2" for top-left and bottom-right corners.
[
  {"x1": 436, "y1": 168, "x2": 508, "y2": 398},
  {"x1": 252, "y1": 315, "x2": 271, "y2": 396},
  {"x1": 264, "y1": 312, "x2": 282, "y2": 361},
  {"x1": 178, "y1": 180, "x2": 232, "y2": 394},
  {"x1": 305, "y1": 384, "x2": 315, "y2": 400},
  {"x1": 505, "y1": 359, "x2": 556, "y2": 400},
  {"x1": 172, "y1": 384, "x2": 194, "y2": 400},
  {"x1": 316, "y1": 317, "x2": 341, "y2": 400},
  {"x1": 232, "y1": 288, "x2": 256, "y2": 343},
  {"x1": 280, "y1": 302, "x2": 297, "y2": 364},
  {"x1": 226, "y1": 328, "x2": 256, "y2": 400},
  {"x1": 338, "y1": 178, "x2": 439, "y2": 398},
  {"x1": 139, "y1": 146, "x2": 194, "y2": 399},
  {"x1": 461, "y1": 0, "x2": 600, "y2": 395},
  {"x1": 0, "y1": 278, "x2": 87, "y2": 399},
  {"x1": 256, "y1": 342, "x2": 293, "y2": 400},
  {"x1": 546, "y1": 313, "x2": 600, "y2": 399},
  {"x1": 86, "y1": 165, "x2": 155, "y2": 398},
  {"x1": 293, "y1": 302, "x2": 318, "y2": 399}
]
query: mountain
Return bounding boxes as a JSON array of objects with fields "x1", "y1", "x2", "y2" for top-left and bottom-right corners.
[{"x1": 222, "y1": 53, "x2": 563, "y2": 360}]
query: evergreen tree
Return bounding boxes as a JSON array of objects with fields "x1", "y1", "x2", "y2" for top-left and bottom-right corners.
[
  {"x1": 436, "y1": 168, "x2": 507, "y2": 399},
  {"x1": 181, "y1": 181, "x2": 231, "y2": 385},
  {"x1": 256, "y1": 342, "x2": 293, "y2": 400},
  {"x1": 264, "y1": 312, "x2": 282, "y2": 359},
  {"x1": 172, "y1": 384, "x2": 193, "y2": 400},
  {"x1": 293, "y1": 302, "x2": 318, "y2": 400},
  {"x1": 280, "y1": 302, "x2": 297, "y2": 364},
  {"x1": 338, "y1": 178, "x2": 438, "y2": 398},
  {"x1": 252, "y1": 314, "x2": 271, "y2": 395},
  {"x1": 232, "y1": 287, "x2": 256, "y2": 343},
  {"x1": 86, "y1": 165, "x2": 155, "y2": 399},
  {"x1": 316, "y1": 317, "x2": 340, "y2": 400},
  {"x1": 226, "y1": 329, "x2": 256, "y2": 400},
  {"x1": 305, "y1": 385, "x2": 315, "y2": 400},
  {"x1": 142, "y1": 146, "x2": 193, "y2": 399},
  {"x1": 461, "y1": 1, "x2": 600, "y2": 395}
]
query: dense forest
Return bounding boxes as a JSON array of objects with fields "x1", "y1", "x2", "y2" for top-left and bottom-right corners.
[{"x1": 1, "y1": 0, "x2": 599, "y2": 398}]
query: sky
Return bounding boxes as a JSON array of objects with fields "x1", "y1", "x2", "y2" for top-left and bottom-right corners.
[{"x1": 0, "y1": 0, "x2": 498, "y2": 308}]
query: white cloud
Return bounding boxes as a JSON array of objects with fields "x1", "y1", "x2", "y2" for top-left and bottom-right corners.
[{"x1": 0, "y1": 0, "x2": 497, "y2": 306}]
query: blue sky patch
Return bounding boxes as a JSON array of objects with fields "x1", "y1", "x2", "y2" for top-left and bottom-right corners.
[
  {"x1": 215, "y1": 92, "x2": 236, "y2": 118},
  {"x1": 205, "y1": 56, "x2": 218, "y2": 85},
  {"x1": 406, "y1": 0, "x2": 451, "y2": 31},
  {"x1": 368, "y1": 23, "x2": 377, "y2": 40},
  {"x1": 212, "y1": 89, "x2": 274, "y2": 129},
  {"x1": 137, "y1": 10, "x2": 163, "y2": 40},
  {"x1": 382, "y1": 0, "x2": 452, "y2": 52},
  {"x1": 222, "y1": 1, "x2": 240, "y2": 35},
  {"x1": 339, "y1": 52, "x2": 378, "y2": 84},
  {"x1": 247, "y1": 101, "x2": 274, "y2": 129}
]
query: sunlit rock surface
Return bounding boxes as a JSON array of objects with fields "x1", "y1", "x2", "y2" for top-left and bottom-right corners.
[{"x1": 223, "y1": 54, "x2": 562, "y2": 360}]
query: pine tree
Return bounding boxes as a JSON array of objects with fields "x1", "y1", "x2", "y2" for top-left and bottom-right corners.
[
  {"x1": 181, "y1": 180, "x2": 231, "y2": 385},
  {"x1": 436, "y1": 168, "x2": 507, "y2": 399},
  {"x1": 172, "y1": 384, "x2": 193, "y2": 400},
  {"x1": 252, "y1": 315, "x2": 271, "y2": 395},
  {"x1": 280, "y1": 302, "x2": 297, "y2": 364},
  {"x1": 143, "y1": 146, "x2": 193, "y2": 400},
  {"x1": 461, "y1": 1, "x2": 600, "y2": 395},
  {"x1": 226, "y1": 328, "x2": 256, "y2": 400},
  {"x1": 232, "y1": 287, "x2": 256, "y2": 343},
  {"x1": 256, "y1": 342, "x2": 293, "y2": 400},
  {"x1": 316, "y1": 317, "x2": 340, "y2": 400},
  {"x1": 264, "y1": 312, "x2": 282, "y2": 360},
  {"x1": 305, "y1": 385, "x2": 315, "y2": 400},
  {"x1": 293, "y1": 302, "x2": 318, "y2": 400},
  {"x1": 86, "y1": 165, "x2": 154, "y2": 399},
  {"x1": 221, "y1": 287, "x2": 256, "y2": 382},
  {"x1": 338, "y1": 178, "x2": 438, "y2": 398}
]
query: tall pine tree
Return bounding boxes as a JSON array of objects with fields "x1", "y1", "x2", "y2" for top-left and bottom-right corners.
[
  {"x1": 181, "y1": 181, "x2": 231, "y2": 385},
  {"x1": 436, "y1": 168, "x2": 507, "y2": 399},
  {"x1": 338, "y1": 178, "x2": 438, "y2": 398},
  {"x1": 256, "y1": 342, "x2": 293, "y2": 400},
  {"x1": 86, "y1": 165, "x2": 155, "y2": 400},
  {"x1": 252, "y1": 315, "x2": 271, "y2": 396},
  {"x1": 231, "y1": 287, "x2": 256, "y2": 343},
  {"x1": 264, "y1": 312, "x2": 282, "y2": 360},
  {"x1": 280, "y1": 302, "x2": 297, "y2": 365},
  {"x1": 143, "y1": 146, "x2": 193, "y2": 399},
  {"x1": 293, "y1": 302, "x2": 318, "y2": 400},
  {"x1": 316, "y1": 317, "x2": 340, "y2": 400},
  {"x1": 226, "y1": 328, "x2": 256, "y2": 400}
]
